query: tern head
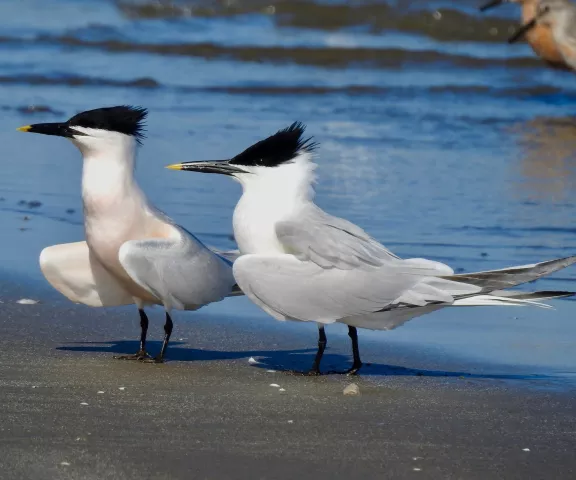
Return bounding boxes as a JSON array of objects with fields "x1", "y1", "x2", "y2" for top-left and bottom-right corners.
[
  {"x1": 167, "y1": 122, "x2": 318, "y2": 185},
  {"x1": 17, "y1": 105, "x2": 147, "y2": 154}
]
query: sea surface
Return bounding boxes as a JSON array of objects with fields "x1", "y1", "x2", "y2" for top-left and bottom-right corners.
[{"x1": 1, "y1": 0, "x2": 576, "y2": 385}]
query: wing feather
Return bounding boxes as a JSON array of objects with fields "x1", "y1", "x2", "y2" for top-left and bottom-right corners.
[
  {"x1": 119, "y1": 227, "x2": 236, "y2": 311},
  {"x1": 275, "y1": 206, "x2": 401, "y2": 270},
  {"x1": 233, "y1": 254, "x2": 462, "y2": 324},
  {"x1": 40, "y1": 241, "x2": 134, "y2": 307}
]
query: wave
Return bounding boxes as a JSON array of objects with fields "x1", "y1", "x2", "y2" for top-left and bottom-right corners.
[
  {"x1": 3, "y1": 35, "x2": 539, "y2": 70},
  {"x1": 116, "y1": 0, "x2": 520, "y2": 43},
  {"x1": 0, "y1": 74, "x2": 159, "y2": 88},
  {"x1": 0, "y1": 73, "x2": 571, "y2": 101},
  {"x1": 206, "y1": 85, "x2": 573, "y2": 98}
]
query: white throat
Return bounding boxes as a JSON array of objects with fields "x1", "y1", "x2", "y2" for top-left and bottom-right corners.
[
  {"x1": 232, "y1": 154, "x2": 316, "y2": 254},
  {"x1": 75, "y1": 130, "x2": 142, "y2": 210}
]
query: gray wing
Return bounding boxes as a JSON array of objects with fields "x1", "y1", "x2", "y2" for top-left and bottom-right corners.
[
  {"x1": 276, "y1": 205, "x2": 452, "y2": 273},
  {"x1": 275, "y1": 206, "x2": 399, "y2": 270},
  {"x1": 119, "y1": 227, "x2": 236, "y2": 311},
  {"x1": 232, "y1": 206, "x2": 467, "y2": 324},
  {"x1": 232, "y1": 254, "x2": 471, "y2": 324},
  {"x1": 210, "y1": 248, "x2": 241, "y2": 264}
]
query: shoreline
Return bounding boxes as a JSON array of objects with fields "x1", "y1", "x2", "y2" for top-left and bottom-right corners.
[{"x1": 1, "y1": 276, "x2": 576, "y2": 478}]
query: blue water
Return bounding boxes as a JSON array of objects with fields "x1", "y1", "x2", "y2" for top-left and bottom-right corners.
[{"x1": 1, "y1": 0, "x2": 576, "y2": 384}]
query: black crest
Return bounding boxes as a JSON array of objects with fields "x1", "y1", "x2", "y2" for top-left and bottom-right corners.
[
  {"x1": 230, "y1": 122, "x2": 317, "y2": 167},
  {"x1": 67, "y1": 105, "x2": 147, "y2": 142}
]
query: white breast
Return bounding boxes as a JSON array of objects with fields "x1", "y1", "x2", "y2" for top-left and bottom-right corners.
[
  {"x1": 233, "y1": 193, "x2": 288, "y2": 255},
  {"x1": 81, "y1": 151, "x2": 172, "y2": 298}
]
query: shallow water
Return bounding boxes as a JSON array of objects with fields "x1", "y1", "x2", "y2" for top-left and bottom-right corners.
[{"x1": 1, "y1": 0, "x2": 576, "y2": 384}]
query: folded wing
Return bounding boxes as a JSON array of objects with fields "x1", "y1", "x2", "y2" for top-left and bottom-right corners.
[
  {"x1": 40, "y1": 241, "x2": 134, "y2": 307},
  {"x1": 236, "y1": 209, "x2": 576, "y2": 326},
  {"x1": 275, "y1": 205, "x2": 402, "y2": 270},
  {"x1": 119, "y1": 227, "x2": 237, "y2": 311}
]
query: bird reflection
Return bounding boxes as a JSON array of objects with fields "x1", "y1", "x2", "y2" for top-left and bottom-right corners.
[{"x1": 511, "y1": 117, "x2": 576, "y2": 200}]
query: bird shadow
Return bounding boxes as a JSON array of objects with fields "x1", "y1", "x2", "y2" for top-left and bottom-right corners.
[
  {"x1": 253, "y1": 353, "x2": 554, "y2": 381},
  {"x1": 57, "y1": 341, "x2": 555, "y2": 382},
  {"x1": 56, "y1": 340, "x2": 316, "y2": 364}
]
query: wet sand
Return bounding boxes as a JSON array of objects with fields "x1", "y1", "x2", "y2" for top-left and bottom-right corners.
[{"x1": 1, "y1": 278, "x2": 575, "y2": 480}]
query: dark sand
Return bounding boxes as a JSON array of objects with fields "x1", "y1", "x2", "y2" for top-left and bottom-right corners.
[{"x1": 1, "y1": 278, "x2": 576, "y2": 480}]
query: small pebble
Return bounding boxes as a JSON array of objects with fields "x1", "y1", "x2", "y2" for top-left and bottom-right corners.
[
  {"x1": 80, "y1": 402, "x2": 88, "y2": 406},
  {"x1": 97, "y1": 391, "x2": 105, "y2": 394},
  {"x1": 269, "y1": 384, "x2": 280, "y2": 388},
  {"x1": 413, "y1": 468, "x2": 422, "y2": 472},
  {"x1": 266, "y1": 370, "x2": 276, "y2": 373},
  {"x1": 279, "y1": 388, "x2": 286, "y2": 392},
  {"x1": 60, "y1": 462, "x2": 70, "y2": 466},
  {"x1": 343, "y1": 383, "x2": 360, "y2": 396},
  {"x1": 523, "y1": 448, "x2": 530, "y2": 452},
  {"x1": 118, "y1": 387, "x2": 126, "y2": 391},
  {"x1": 287, "y1": 420, "x2": 294, "y2": 424},
  {"x1": 32, "y1": 386, "x2": 38, "y2": 389},
  {"x1": 17, "y1": 298, "x2": 38, "y2": 305},
  {"x1": 248, "y1": 357, "x2": 258, "y2": 365}
]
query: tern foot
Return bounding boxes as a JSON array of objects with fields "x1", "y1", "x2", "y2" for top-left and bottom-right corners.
[
  {"x1": 327, "y1": 362, "x2": 363, "y2": 376},
  {"x1": 113, "y1": 350, "x2": 152, "y2": 361},
  {"x1": 140, "y1": 355, "x2": 165, "y2": 364},
  {"x1": 284, "y1": 368, "x2": 322, "y2": 377}
]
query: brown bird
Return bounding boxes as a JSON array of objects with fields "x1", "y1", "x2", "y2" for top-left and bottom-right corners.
[{"x1": 481, "y1": 0, "x2": 572, "y2": 70}]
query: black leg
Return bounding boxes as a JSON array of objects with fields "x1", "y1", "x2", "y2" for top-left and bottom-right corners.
[
  {"x1": 326, "y1": 326, "x2": 363, "y2": 375},
  {"x1": 309, "y1": 325, "x2": 327, "y2": 375},
  {"x1": 138, "y1": 308, "x2": 149, "y2": 352},
  {"x1": 142, "y1": 312, "x2": 173, "y2": 364},
  {"x1": 114, "y1": 309, "x2": 152, "y2": 360},
  {"x1": 346, "y1": 326, "x2": 363, "y2": 375},
  {"x1": 286, "y1": 325, "x2": 327, "y2": 376}
]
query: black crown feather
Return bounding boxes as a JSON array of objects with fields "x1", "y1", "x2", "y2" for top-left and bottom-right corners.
[
  {"x1": 67, "y1": 105, "x2": 147, "y2": 142},
  {"x1": 230, "y1": 122, "x2": 317, "y2": 167}
]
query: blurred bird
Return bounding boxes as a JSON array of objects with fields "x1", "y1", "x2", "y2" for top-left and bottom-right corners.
[
  {"x1": 167, "y1": 122, "x2": 576, "y2": 375},
  {"x1": 18, "y1": 106, "x2": 238, "y2": 363},
  {"x1": 481, "y1": 0, "x2": 572, "y2": 70},
  {"x1": 505, "y1": 0, "x2": 576, "y2": 70}
]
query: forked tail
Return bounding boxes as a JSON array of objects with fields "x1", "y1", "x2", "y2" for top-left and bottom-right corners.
[
  {"x1": 453, "y1": 290, "x2": 574, "y2": 308},
  {"x1": 444, "y1": 255, "x2": 576, "y2": 308}
]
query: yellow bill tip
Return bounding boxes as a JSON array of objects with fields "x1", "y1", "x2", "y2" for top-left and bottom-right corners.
[
  {"x1": 165, "y1": 163, "x2": 184, "y2": 170},
  {"x1": 17, "y1": 125, "x2": 32, "y2": 132}
]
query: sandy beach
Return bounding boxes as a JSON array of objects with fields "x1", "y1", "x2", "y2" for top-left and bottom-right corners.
[
  {"x1": 0, "y1": 278, "x2": 574, "y2": 480},
  {"x1": 2, "y1": 1, "x2": 576, "y2": 478}
]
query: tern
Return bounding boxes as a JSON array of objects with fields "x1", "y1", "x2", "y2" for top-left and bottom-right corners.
[
  {"x1": 167, "y1": 122, "x2": 576, "y2": 375},
  {"x1": 18, "y1": 106, "x2": 238, "y2": 363}
]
